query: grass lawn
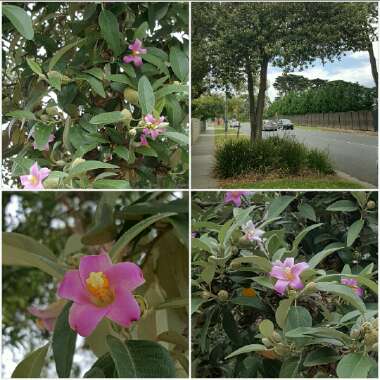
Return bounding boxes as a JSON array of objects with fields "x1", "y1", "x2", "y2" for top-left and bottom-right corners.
[{"x1": 219, "y1": 176, "x2": 365, "y2": 189}]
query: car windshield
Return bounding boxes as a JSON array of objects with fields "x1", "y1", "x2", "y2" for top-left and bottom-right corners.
[{"x1": 281, "y1": 119, "x2": 291, "y2": 123}]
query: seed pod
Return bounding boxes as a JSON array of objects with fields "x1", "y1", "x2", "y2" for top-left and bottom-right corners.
[
  {"x1": 367, "y1": 200, "x2": 376, "y2": 209},
  {"x1": 40, "y1": 114, "x2": 49, "y2": 122},
  {"x1": 124, "y1": 88, "x2": 139, "y2": 105},
  {"x1": 217, "y1": 290, "x2": 229, "y2": 301},
  {"x1": 129, "y1": 128, "x2": 137, "y2": 137},
  {"x1": 71, "y1": 157, "x2": 86, "y2": 168},
  {"x1": 350, "y1": 328, "x2": 361, "y2": 338},
  {"x1": 43, "y1": 175, "x2": 60, "y2": 189},
  {"x1": 45, "y1": 106, "x2": 59, "y2": 116}
]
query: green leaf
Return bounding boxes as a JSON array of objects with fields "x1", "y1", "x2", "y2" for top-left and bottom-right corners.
[
  {"x1": 200, "y1": 261, "x2": 217, "y2": 284},
  {"x1": 106, "y1": 74, "x2": 131, "y2": 85},
  {"x1": 229, "y1": 256, "x2": 272, "y2": 272},
  {"x1": 138, "y1": 76, "x2": 155, "y2": 115},
  {"x1": 90, "y1": 112, "x2": 126, "y2": 125},
  {"x1": 52, "y1": 302, "x2": 77, "y2": 378},
  {"x1": 231, "y1": 296, "x2": 266, "y2": 311},
  {"x1": 49, "y1": 39, "x2": 85, "y2": 71},
  {"x1": 290, "y1": 223, "x2": 323, "y2": 255},
  {"x1": 191, "y1": 297, "x2": 205, "y2": 314},
  {"x1": 108, "y1": 212, "x2": 176, "y2": 260},
  {"x1": 69, "y1": 160, "x2": 119, "y2": 176},
  {"x1": 222, "y1": 307, "x2": 242, "y2": 345},
  {"x1": 298, "y1": 203, "x2": 317, "y2": 221},
  {"x1": 164, "y1": 131, "x2": 189, "y2": 146},
  {"x1": 99, "y1": 10, "x2": 123, "y2": 56},
  {"x1": 304, "y1": 347, "x2": 339, "y2": 367},
  {"x1": 26, "y1": 57, "x2": 44, "y2": 76},
  {"x1": 351, "y1": 192, "x2": 367, "y2": 208},
  {"x1": 315, "y1": 282, "x2": 366, "y2": 313},
  {"x1": 113, "y1": 146, "x2": 129, "y2": 161},
  {"x1": 155, "y1": 83, "x2": 188, "y2": 99},
  {"x1": 47, "y1": 70, "x2": 63, "y2": 91},
  {"x1": 11, "y1": 344, "x2": 49, "y2": 378},
  {"x1": 79, "y1": 74, "x2": 106, "y2": 98},
  {"x1": 106, "y1": 336, "x2": 176, "y2": 377},
  {"x1": 275, "y1": 298, "x2": 292, "y2": 329},
  {"x1": 279, "y1": 356, "x2": 301, "y2": 378},
  {"x1": 285, "y1": 327, "x2": 351, "y2": 344},
  {"x1": 3, "y1": 5, "x2": 34, "y2": 40},
  {"x1": 93, "y1": 179, "x2": 131, "y2": 189},
  {"x1": 6, "y1": 110, "x2": 36, "y2": 120},
  {"x1": 346, "y1": 219, "x2": 364, "y2": 247},
  {"x1": 142, "y1": 53, "x2": 169, "y2": 75},
  {"x1": 326, "y1": 200, "x2": 358, "y2": 212},
  {"x1": 336, "y1": 353, "x2": 375, "y2": 378},
  {"x1": 133, "y1": 21, "x2": 149, "y2": 40},
  {"x1": 169, "y1": 46, "x2": 189, "y2": 82},
  {"x1": 259, "y1": 320, "x2": 274, "y2": 338},
  {"x1": 200, "y1": 306, "x2": 216, "y2": 352},
  {"x1": 285, "y1": 306, "x2": 312, "y2": 332},
  {"x1": 33, "y1": 123, "x2": 53, "y2": 151},
  {"x1": 308, "y1": 242, "x2": 345, "y2": 269},
  {"x1": 225, "y1": 344, "x2": 267, "y2": 359},
  {"x1": 3, "y1": 232, "x2": 65, "y2": 279},
  {"x1": 83, "y1": 353, "x2": 115, "y2": 378},
  {"x1": 266, "y1": 195, "x2": 295, "y2": 219}
]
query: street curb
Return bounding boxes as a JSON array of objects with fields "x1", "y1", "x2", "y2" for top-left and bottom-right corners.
[{"x1": 335, "y1": 170, "x2": 377, "y2": 189}]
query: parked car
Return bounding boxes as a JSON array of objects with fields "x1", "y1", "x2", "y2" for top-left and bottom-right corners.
[
  {"x1": 277, "y1": 118, "x2": 294, "y2": 130},
  {"x1": 230, "y1": 118, "x2": 240, "y2": 128},
  {"x1": 263, "y1": 119, "x2": 277, "y2": 131}
]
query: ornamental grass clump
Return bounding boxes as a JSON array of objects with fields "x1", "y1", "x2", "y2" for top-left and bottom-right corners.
[{"x1": 214, "y1": 136, "x2": 334, "y2": 179}]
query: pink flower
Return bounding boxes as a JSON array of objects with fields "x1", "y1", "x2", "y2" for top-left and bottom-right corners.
[
  {"x1": 123, "y1": 39, "x2": 147, "y2": 67},
  {"x1": 270, "y1": 258, "x2": 309, "y2": 295},
  {"x1": 140, "y1": 134, "x2": 149, "y2": 146},
  {"x1": 32, "y1": 134, "x2": 55, "y2": 151},
  {"x1": 224, "y1": 191, "x2": 252, "y2": 207},
  {"x1": 20, "y1": 163, "x2": 50, "y2": 189},
  {"x1": 57, "y1": 251, "x2": 144, "y2": 337},
  {"x1": 28, "y1": 300, "x2": 66, "y2": 332},
  {"x1": 341, "y1": 278, "x2": 364, "y2": 297},
  {"x1": 144, "y1": 114, "x2": 165, "y2": 127}
]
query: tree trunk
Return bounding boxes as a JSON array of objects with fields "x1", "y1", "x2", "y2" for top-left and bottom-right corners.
[
  {"x1": 246, "y1": 61, "x2": 256, "y2": 143},
  {"x1": 367, "y1": 41, "x2": 378, "y2": 94},
  {"x1": 254, "y1": 56, "x2": 269, "y2": 140}
]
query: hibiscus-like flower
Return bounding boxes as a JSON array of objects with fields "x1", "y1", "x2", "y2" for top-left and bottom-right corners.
[
  {"x1": 224, "y1": 191, "x2": 252, "y2": 207},
  {"x1": 341, "y1": 278, "x2": 364, "y2": 297},
  {"x1": 20, "y1": 163, "x2": 50, "y2": 189},
  {"x1": 58, "y1": 250, "x2": 145, "y2": 337},
  {"x1": 33, "y1": 134, "x2": 55, "y2": 151},
  {"x1": 241, "y1": 221, "x2": 265, "y2": 242},
  {"x1": 139, "y1": 114, "x2": 167, "y2": 146},
  {"x1": 123, "y1": 39, "x2": 147, "y2": 67},
  {"x1": 270, "y1": 258, "x2": 309, "y2": 295}
]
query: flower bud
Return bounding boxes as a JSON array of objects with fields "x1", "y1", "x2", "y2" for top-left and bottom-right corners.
[
  {"x1": 229, "y1": 261, "x2": 241, "y2": 270},
  {"x1": 45, "y1": 106, "x2": 59, "y2": 116},
  {"x1": 71, "y1": 158, "x2": 86, "y2": 168},
  {"x1": 350, "y1": 328, "x2": 361, "y2": 338},
  {"x1": 217, "y1": 290, "x2": 229, "y2": 301},
  {"x1": 129, "y1": 128, "x2": 137, "y2": 137},
  {"x1": 262, "y1": 338, "x2": 272, "y2": 348},
  {"x1": 201, "y1": 291, "x2": 211, "y2": 300},
  {"x1": 121, "y1": 109, "x2": 132, "y2": 121},
  {"x1": 304, "y1": 282, "x2": 316, "y2": 291},
  {"x1": 367, "y1": 200, "x2": 376, "y2": 209},
  {"x1": 124, "y1": 88, "x2": 139, "y2": 105},
  {"x1": 43, "y1": 175, "x2": 60, "y2": 189},
  {"x1": 271, "y1": 331, "x2": 282, "y2": 343}
]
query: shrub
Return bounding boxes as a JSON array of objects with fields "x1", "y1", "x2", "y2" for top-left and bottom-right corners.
[
  {"x1": 214, "y1": 136, "x2": 334, "y2": 179},
  {"x1": 192, "y1": 191, "x2": 378, "y2": 378}
]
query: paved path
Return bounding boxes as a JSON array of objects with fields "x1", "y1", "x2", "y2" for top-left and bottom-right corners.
[
  {"x1": 239, "y1": 123, "x2": 378, "y2": 186},
  {"x1": 191, "y1": 129, "x2": 217, "y2": 188}
]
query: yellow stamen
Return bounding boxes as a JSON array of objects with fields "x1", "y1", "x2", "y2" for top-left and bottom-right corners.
[
  {"x1": 86, "y1": 272, "x2": 114, "y2": 306},
  {"x1": 29, "y1": 175, "x2": 38, "y2": 185},
  {"x1": 284, "y1": 267, "x2": 295, "y2": 281}
]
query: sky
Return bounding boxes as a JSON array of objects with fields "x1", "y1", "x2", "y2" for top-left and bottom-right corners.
[{"x1": 267, "y1": 42, "x2": 378, "y2": 101}]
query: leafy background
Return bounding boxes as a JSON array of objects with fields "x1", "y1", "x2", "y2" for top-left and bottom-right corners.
[
  {"x1": 2, "y1": 2, "x2": 189, "y2": 189},
  {"x1": 2, "y1": 191, "x2": 188, "y2": 377},
  {"x1": 191, "y1": 191, "x2": 378, "y2": 378}
]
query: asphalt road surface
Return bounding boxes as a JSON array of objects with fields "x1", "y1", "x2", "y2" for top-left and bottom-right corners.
[{"x1": 239, "y1": 123, "x2": 378, "y2": 186}]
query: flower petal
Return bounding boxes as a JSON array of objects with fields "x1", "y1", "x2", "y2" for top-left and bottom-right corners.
[
  {"x1": 123, "y1": 55, "x2": 134, "y2": 64},
  {"x1": 20, "y1": 175, "x2": 31, "y2": 187},
  {"x1": 30, "y1": 162, "x2": 40, "y2": 177},
  {"x1": 79, "y1": 253, "x2": 112, "y2": 286},
  {"x1": 292, "y1": 262, "x2": 309, "y2": 276},
  {"x1": 355, "y1": 287, "x2": 364, "y2": 297},
  {"x1": 58, "y1": 270, "x2": 90, "y2": 304},
  {"x1": 270, "y1": 266, "x2": 287, "y2": 281},
  {"x1": 106, "y1": 286, "x2": 140, "y2": 327},
  {"x1": 274, "y1": 280, "x2": 289, "y2": 295},
  {"x1": 133, "y1": 56, "x2": 143, "y2": 67},
  {"x1": 283, "y1": 257, "x2": 295, "y2": 267},
  {"x1": 289, "y1": 276, "x2": 304, "y2": 289},
  {"x1": 105, "y1": 262, "x2": 145, "y2": 291},
  {"x1": 39, "y1": 168, "x2": 50, "y2": 181},
  {"x1": 69, "y1": 302, "x2": 110, "y2": 337}
]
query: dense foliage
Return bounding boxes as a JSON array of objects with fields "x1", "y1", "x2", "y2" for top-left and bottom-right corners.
[
  {"x1": 214, "y1": 136, "x2": 334, "y2": 180},
  {"x1": 192, "y1": 95, "x2": 249, "y2": 122},
  {"x1": 3, "y1": 192, "x2": 188, "y2": 377},
  {"x1": 2, "y1": 2, "x2": 189, "y2": 189},
  {"x1": 267, "y1": 79, "x2": 375, "y2": 116},
  {"x1": 192, "y1": 191, "x2": 378, "y2": 378}
]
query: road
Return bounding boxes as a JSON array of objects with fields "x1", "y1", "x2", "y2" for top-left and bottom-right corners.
[{"x1": 239, "y1": 123, "x2": 378, "y2": 186}]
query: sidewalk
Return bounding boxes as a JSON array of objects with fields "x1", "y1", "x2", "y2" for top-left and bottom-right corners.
[{"x1": 191, "y1": 129, "x2": 217, "y2": 188}]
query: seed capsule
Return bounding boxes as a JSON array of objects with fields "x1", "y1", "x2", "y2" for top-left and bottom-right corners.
[{"x1": 217, "y1": 290, "x2": 229, "y2": 301}]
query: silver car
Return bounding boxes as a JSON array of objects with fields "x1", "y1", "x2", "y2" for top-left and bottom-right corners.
[{"x1": 263, "y1": 119, "x2": 277, "y2": 131}]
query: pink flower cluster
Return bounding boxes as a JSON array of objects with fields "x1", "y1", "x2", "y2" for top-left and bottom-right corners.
[
  {"x1": 224, "y1": 191, "x2": 252, "y2": 207},
  {"x1": 58, "y1": 250, "x2": 144, "y2": 337},
  {"x1": 341, "y1": 278, "x2": 364, "y2": 297},
  {"x1": 140, "y1": 114, "x2": 166, "y2": 146},
  {"x1": 123, "y1": 39, "x2": 147, "y2": 67}
]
